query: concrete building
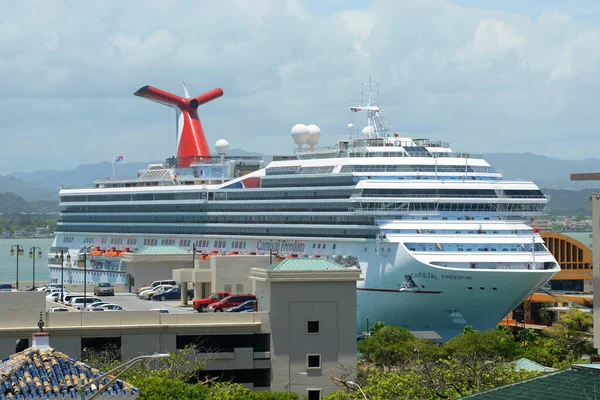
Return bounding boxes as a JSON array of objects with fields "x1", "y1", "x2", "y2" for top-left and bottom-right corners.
[
  {"x1": 0, "y1": 257, "x2": 361, "y2": 397},
  {"x1": 251, "y1": 258, "x2": 360, "y2": 397}
]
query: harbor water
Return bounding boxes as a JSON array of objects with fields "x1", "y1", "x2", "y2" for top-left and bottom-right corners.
[{"x1": 0, "y1": 238, "x2": 53, "y2": 284}]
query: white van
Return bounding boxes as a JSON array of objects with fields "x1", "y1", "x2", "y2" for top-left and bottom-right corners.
[{"x1": 69, "y1": 297, "x2": 102, "y2": 310}]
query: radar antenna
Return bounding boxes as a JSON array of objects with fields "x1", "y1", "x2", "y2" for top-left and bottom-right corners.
[{"x1": 349, "y1": 76, "x2": 391, "y2": 138}]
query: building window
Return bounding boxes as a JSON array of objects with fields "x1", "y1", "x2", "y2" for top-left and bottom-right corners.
[
  {"x1": 236, "y1": 284, "x2": 244, "y2": 293},
  {"x1": 224, "y1": 284, "x2": 232, "y2": 293},
  {"x1": 307, "y1": 354, "x2": 321, "y2": 369},
  {"x1": 307, "y1": 321, "x2": 320, "y2": 334},
  {"x1": 307, "y1": 389, "x2": 321, "y2": 400}
]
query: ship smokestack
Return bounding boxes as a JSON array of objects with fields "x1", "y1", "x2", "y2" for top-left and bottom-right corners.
[{"x1": 134, "y1": 85, "x2": 224, "y2": 167}]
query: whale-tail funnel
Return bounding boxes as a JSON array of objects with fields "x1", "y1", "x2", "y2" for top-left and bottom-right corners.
[{"x1": 134, "y1": 85, "x2": 224, "y2": 167}]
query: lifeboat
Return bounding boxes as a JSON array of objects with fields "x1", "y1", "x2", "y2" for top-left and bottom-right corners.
[
  {"x1": 89, "y1": 247, "x2": 103, "y2": 256},
  {"x1": 285, "y1": 254, "x2": 298, "y2": 259},
  {"x1": 244, "y1": 252, "x2": 257, "y2": 255},
  {"x1": 208, "y1": 250, "x2": 219, "y2": 256},
  {"x1": 227, "y1": 252, "x2": 239, "y2": 256},
  {"x1": 105, "y1": 247, "x2": 119, "y2": 257}
]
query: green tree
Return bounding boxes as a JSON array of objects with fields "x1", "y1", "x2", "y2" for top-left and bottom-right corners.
[
  {"x1": 550, "y1": 308, "x2": 594, "y2": 360},
  {"x1": 539, "y1": 301, "x2": 556, "y2": 325},
  {"x1": 357, "y1": 326, "x2": 421, "y2": 368}
]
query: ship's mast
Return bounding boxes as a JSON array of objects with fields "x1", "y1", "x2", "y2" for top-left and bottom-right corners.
[{"x1": 360, "y1": 76, "x2": 390, "y2": 138}]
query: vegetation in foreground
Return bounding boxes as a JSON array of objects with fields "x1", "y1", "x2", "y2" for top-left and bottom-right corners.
[
  {"x1": 322, "y1": 308, "x2": 594, "y2": 399},
  {"x1": 80, "y1": 308, "x2": 593, "y2": 399}
]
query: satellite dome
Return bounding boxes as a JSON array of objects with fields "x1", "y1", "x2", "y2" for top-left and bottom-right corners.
[
  {"x1": 291, "y1": 124, "x2": 309, "y2": 148},
  {"x1": 215, "y1": 139, "x2": 230, "y2": 154},
  {"x1": 362, "y1": 126, "x2": 375, "y2": 137},
  {"x1": 306, "y1": 124, "x2": 321, "y2": 148},
  {"x1": 347, "y1": 123, "x2": 354, "y2": 130}
]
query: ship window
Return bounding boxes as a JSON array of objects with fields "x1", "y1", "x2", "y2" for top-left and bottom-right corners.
[
  {"x1": 333, "y1": 244, "x2": 336, "y2": 250},
  {"x1": 492, "y1": 287, "x2": 497, "y2": 291},
  {"x1": 468, "y1": 287, "x2": 473, "y2": 290},
  {"x1": 480, "y1": 287, "x2": 485, "y2": 290}
]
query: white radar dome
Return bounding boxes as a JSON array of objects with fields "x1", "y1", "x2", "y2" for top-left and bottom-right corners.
[
  {"x1": 362, "y1": 126, "x2": 375, "y2": 137},
  {"x1": 347, "y1": 123, "x2": 354, "y2": 131},
  {"x1": 291, "y1": 124, "x2": 310, "y2": 148},
  {"x1": 215, "y1": 139, "x2": 230, "y2": 154},
  {"x1": 307, "y1": 124, "x2": 321, "y2": 149}
]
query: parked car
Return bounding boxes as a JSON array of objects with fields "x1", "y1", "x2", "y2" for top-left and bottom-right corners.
[
  {"x1": 150, "y1": 308, "x2": 170, "y2": 314},
  {"x1": 225, "y1": 299, "x2": 256, "y2": 313},
  {"x1": 137, "y1": 280, "x2": 177, "y2": 296},
  {"x1": 46, "y1": 292, "x2": 62, "y2": 302},
  {"x1": 85, "y1": 301, "x2": 108, "y2": 310},
  {"x1": 193, "y1": 291, "x2": 231, "y2": 313},
  {"x1": 95, "y1": 303, "x2": 127, "y2": 311},
  {"x1": 141, "y1": 285, "x2": 177, "y2": 300},
  {"x1": 208, "y1": 294, "x2": 256, "y2": 312},
  {"x1": 48, "y1": 307, "x2": 70, "y2": 312},
  {"x1": 62, "y1": 293, "x2": 83, "y2": 304},
  {"x1": 151, "y1": 287, "x2": 194, "y2": 301},
  {"x1": 0, "y1": 284, "x2": 14, "y2": 292},
  {"x1": 67, "y1": 296, "x2": 102, "y2": 310},
  {"x1": 138, "y1": 283, "x2": 173, "y2": 298},
  {"x1": 93, "y1": 282, "x2": 114, "y2": 296}
]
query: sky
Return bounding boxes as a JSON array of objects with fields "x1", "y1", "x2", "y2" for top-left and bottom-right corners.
[{"x1": 2, "y1": 0, "x2": 600, "y2": 173}]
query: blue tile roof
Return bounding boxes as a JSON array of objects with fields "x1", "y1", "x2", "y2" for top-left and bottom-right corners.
[{"x1": 0, "y1": 348, "x2": 138, "y2": 399}]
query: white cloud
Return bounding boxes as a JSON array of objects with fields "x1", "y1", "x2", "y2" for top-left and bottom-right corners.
[
  {"x1": 1, "y1": 0, "x2": 600, "y2": 173},
  {"x1": 473, "y1": 19, "x2": 525, "y2": 56}
]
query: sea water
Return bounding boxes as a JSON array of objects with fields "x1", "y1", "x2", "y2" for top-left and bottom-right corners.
[{"x1": 0, "y1": 238, "x2": 53, "y2": 284}]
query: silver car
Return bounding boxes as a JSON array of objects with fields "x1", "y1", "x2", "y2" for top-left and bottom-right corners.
[{"x1": 93, "y1": 282, "x2": 114, "y2": 296}]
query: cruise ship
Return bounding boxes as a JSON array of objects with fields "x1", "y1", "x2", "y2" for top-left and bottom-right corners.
[{"x1": 49, "y1": 80, "x2": 560, "y2": 339}]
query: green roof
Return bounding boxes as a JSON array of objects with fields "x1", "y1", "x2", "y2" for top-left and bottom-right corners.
[
  {"x1": 464, "y1": 366, "x2": 600, "y2": 399},
  {"x1": 513, "y1": 358, "x2": 556, "y2": 373},
  {"x1": 135, "y1": 246, "x2": 190, "y2": 255},
  {"x1": 263, "y1": 258, "x2": 346, "y2": 271}
]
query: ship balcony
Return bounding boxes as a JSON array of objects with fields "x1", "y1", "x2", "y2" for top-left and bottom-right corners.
[{"x1": 411, "y1": 251, "x2": 558, "y2": 268}]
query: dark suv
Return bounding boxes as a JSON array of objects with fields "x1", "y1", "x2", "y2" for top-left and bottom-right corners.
[
  {"x1": 208, "y1": 294, "x2": 256, "y2": 312},
  {"x1": 93, "y1": 282, "x2": 115, "y2": 296}
]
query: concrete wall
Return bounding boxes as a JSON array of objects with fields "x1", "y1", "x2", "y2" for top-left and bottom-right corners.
[
  {"x1": 266, "y1": 281, "x2": 357, "y2": 396},
  {"x1": 210, "y1": 256, "x2": 271, "y2": 295},
  {"x1": 0, "y1": 291, "x2": 45, "y2": 328},
  {"x1": 125, "y1": 258, "x2": 190, "y2": 292}
]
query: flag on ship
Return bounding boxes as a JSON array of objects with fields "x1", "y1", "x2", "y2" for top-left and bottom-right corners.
[{"x1": 114, "y1": 155, "x2": 124, "y2": 163}]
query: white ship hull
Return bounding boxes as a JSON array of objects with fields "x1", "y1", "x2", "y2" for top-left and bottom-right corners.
[{"x1": 49, "y1": 233, "x2": 556, "y2": 340}]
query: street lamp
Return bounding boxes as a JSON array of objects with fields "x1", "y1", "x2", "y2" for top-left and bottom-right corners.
[
  {"x1": 28, "y1": 246, "x2": 43, "y2": 290},
  {"x1": 77, "y1": 353, "x2": 169, "y2": 400},
  {"x1": 54, "y1": 249, "x2": 71, "y2": 302},
  {"x1": 78, "y1": 250, "x2": 95, "y2": 310},
  {"x1": 10, "y1": 244, "x2": 24, "y2": 290},
  {"x1": 284, "y1": 371, "x2": 308, "y2": 394},
  {"x1": 348, "y1": 381, "x2": 369, "y2": 400}
]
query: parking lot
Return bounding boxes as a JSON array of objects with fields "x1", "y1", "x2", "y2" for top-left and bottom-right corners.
[{"x1": 46, "y1": 292, "x2": 198, "y2": 313}]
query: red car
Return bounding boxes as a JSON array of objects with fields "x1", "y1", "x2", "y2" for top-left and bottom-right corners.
[
  {"x1": 208, "y1": 294, "x2": 256, "y2": 312},
  {"x1": 193, "y1": 292, "x2": 230, "y2": 313}
]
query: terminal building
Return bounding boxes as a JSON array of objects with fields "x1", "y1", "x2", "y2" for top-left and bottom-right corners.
[{"x1": 505, "y1": 231, "x2": 592, "y2": 326}]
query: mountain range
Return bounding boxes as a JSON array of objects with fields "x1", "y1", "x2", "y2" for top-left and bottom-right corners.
[{"x1": 2, "y1": 151, "x2": 600, "y2": 215}]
